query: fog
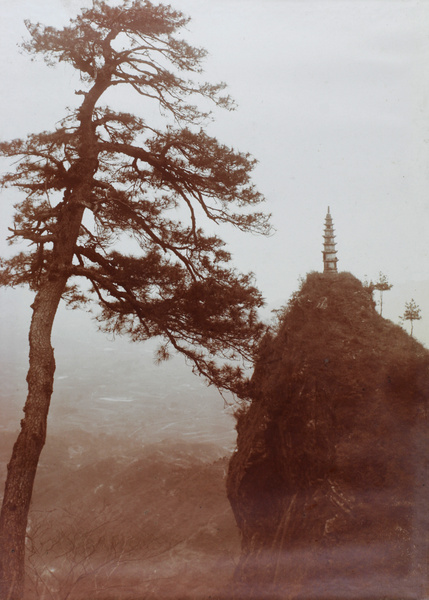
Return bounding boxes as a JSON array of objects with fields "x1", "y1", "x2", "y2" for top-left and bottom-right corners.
[
  {"x1": 1, "y1": 3, "x2": 428, "y2": 597},
  {"x1": 1, "y1": 1, "x2": 428, "y2": 437}
]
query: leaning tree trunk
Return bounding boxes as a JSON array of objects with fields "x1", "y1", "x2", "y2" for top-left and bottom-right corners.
[
  {"x1": 0, "y1": 203, "x2": 85, "y2": 600},
  {"x1": 0, "y1": 281, "x2": 65, "y2": 599},
  {"x1": 0, "y1": 74, "x2": 110, "y2": 600}
]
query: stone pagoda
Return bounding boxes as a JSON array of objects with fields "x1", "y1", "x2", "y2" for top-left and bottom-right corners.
[{"x1": 322, "y1": 207, "x2": 338, "y2": 274}]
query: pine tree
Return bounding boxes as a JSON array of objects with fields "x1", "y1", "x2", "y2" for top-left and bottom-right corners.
[
  {"x1": 0, "y1": 2, "x2": 270, "y2": 597},
  {"x1": 401, "y1": 299, "x2": 422, "y2": 337},
  {"x1": 372, "y1": 272, "x2": 393, "y2": 316}
]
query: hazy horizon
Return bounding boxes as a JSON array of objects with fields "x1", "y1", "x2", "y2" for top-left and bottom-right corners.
[{"x1": 1, "y1": 0, "x2": 428, "y2": 444}]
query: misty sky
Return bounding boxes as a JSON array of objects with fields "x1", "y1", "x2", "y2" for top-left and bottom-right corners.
[{"x1": 0, "y1": 0, "x2": 428, "y2": 344}]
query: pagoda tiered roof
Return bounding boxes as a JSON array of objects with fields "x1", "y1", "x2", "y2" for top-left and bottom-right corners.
[{"x1": 322, "y1": 207, "x2": 338, "y2": 274}]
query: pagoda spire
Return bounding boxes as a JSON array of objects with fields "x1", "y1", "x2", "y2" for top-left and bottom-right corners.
[{"x1": 322, "y1": 206, "x2": 338, "y2": 274}]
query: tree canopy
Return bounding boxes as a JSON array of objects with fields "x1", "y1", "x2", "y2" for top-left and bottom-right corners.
[
  {"x1": 0, "y1": 0, "x2": 271, "y2": 395},
  {"x1": 371, "y1": 271, "x2": 393, "y2": 316},
  {"x1": 401, "y1": 299, "x2": 422, "y2": 337},
  {"x1": 0, "y1": 3, "x2": 271, "y2": 597}
]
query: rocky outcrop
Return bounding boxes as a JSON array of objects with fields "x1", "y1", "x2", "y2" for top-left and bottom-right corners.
[{"x1": 227, "y1": 272, "x2": 429, "y2": 599}]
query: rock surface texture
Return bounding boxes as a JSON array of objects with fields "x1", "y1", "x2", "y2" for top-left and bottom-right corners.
[{"x1": 227, "y1": 272, "x2": 429, "y2": 600}]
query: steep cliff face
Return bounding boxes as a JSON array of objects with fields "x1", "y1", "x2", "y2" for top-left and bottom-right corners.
[{"x1": 227, "y1": 272, "x2": 429, "y2": 600}]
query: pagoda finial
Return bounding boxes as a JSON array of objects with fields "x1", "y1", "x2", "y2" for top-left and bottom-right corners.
[{"x1": 322, "y1": 207, "x2": 338, "y2": 274}]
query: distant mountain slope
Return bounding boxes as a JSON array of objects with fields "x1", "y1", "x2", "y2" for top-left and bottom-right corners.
[
  {"x1": 1, "y1": 433, "x2": 239, "y2": 599},
  {"x1": 0, "y1": 287, "x2": 236, "y2": 447},
  {"x1": 227, "y1": 271, "x2": 429, "y2": 600}
]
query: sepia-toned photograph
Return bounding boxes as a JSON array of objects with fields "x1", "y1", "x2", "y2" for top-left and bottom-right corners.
[{"x1": 0, "y1": 1, "x2": 428, "y2": 598}]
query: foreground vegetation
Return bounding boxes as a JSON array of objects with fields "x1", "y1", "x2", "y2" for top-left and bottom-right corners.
[{"x1": 1, "y1": 431, "x2": 238, "y2": 599}]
